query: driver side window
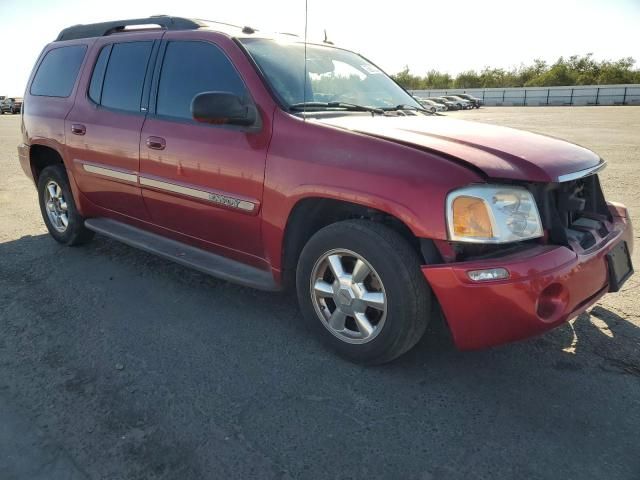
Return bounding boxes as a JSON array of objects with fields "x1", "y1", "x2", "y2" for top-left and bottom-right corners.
[{"x1": 156, "y1": 41, "x2": 248, "y2": 120}]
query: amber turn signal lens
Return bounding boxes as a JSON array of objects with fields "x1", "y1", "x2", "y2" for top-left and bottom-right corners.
[{"x1": 452, "y1": 196, "x2": 493, "y2": 238}]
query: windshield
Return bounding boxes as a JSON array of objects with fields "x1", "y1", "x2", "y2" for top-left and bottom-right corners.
[{"x1": 240, "y1": 38, "x2": 421, "y2": 111}]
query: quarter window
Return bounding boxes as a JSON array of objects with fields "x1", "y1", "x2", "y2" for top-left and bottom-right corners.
[
  {"x1": 156, "y1": 41, "x2": 247, "y2": 120},
  {"x1": 100, "y1": 42, "x2": 153, "y2": 112},
  {"x1": 30, "y1": 45, "x2": 87, "y2": 97},
  {"x1": 88, "y1": 45, "x2": 111, "y2": 104}
]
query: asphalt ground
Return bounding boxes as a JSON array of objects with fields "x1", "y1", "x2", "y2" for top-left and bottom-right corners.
[{"x1": 1, "y1": 107, "x2": 639, "y2": 479}]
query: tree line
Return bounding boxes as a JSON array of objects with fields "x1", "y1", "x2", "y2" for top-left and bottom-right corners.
[{"x1": 391, "y1": 54, "x2": 640, "y2": 90}]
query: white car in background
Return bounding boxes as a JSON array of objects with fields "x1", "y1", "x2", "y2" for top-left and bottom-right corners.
[{"x1": 414, "y1": 97, "x2": 447, "y2": 113}]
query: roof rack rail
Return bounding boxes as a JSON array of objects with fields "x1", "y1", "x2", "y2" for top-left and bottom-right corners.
[
  {"x1": 55, "y1": 16, "x2": 206, "y2": 42},
  {"x1": 193, "y1": 19, "x2": 257, "y2": 35}
]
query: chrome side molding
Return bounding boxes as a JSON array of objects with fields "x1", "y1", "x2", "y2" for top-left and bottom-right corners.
[
  {"x1": 81, "y1": 162, "x2": 138, "y2": 183},
  {"x1": 139, "y1": 176, "x2": 256, "y2": 212},
  {"x1": 77, "y1": 159, "x2": 257, "y2": 214}
]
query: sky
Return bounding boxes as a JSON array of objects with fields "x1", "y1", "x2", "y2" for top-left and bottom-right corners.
[{"x1": 0, "y1": 0, "x2": 639, "y2": 96}]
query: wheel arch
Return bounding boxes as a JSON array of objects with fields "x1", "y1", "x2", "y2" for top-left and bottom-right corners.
[
  {"x1": 279, "y1": 194, "x2": 440, "y2": 289},
  {"x1": 29, "y1": 143, "x2": 65, "y2": 182},
  {"x1": 28, "y1": 142, "x2": 89, "y2": 217}
]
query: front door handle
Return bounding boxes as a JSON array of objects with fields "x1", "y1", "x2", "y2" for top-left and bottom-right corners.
[
  {"x1": 146, "y1": 136, "x2": 166, "y2": 150},
  {"x1": 71, "y1": 124, "x2": 86, "y2": 135}
]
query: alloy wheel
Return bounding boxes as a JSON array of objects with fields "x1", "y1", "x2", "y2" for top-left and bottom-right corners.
[
  {"x1": 310, "y1": 249, "x2": 387, "y2": 344},
  {"x1": 44, "y1": 180, "x2": 69, "y2": 232}
]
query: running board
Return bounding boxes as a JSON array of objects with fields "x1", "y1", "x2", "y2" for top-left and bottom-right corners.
[{"x1": 84, "y1": 218, "x2": 280, "y2": 291}]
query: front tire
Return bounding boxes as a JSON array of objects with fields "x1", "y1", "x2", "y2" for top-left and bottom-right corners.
[
  {"x1": 37, "y1": 165, "x2": 94, "y2": 246},
  {"x1": 296, "y1": 220, "x2": 431, "y2": 364}
]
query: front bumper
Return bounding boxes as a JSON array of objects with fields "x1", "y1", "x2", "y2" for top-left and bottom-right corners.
[{"x1": 423, "y1": 207, "x2": 633, "y2": 350}]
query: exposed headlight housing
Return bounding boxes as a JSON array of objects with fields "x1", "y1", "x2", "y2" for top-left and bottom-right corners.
[{"x1": 446, "y1": 185, "x2": 543, "y2": 243}]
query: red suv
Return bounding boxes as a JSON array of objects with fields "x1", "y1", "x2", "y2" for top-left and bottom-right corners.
[{"x1": 19, "y1": 17, "x2": 634, "y2": 364}]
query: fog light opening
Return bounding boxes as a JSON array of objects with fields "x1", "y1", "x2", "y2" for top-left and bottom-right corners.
[
  {"x1": 536, "y1": 283, "x2": 569, "y2": 321},
  {"x1": 467, "y1": 267, "x2": 510, "y2": 282}
]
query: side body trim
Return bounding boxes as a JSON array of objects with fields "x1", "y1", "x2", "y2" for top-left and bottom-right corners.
[
  {"x1": 76, "y1": 159, "x2": 258, "y2": 214},
  {"x1": 139, "y1": 176, "x2": 257, "y2": 212},
  {"x1": 80, "y1": 161, "x2": 138, "y2": 183}
]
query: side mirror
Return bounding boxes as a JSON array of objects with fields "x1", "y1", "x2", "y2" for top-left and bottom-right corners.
[{"x1": 191, "y1": 92, "x2": 257, "y2": 127}]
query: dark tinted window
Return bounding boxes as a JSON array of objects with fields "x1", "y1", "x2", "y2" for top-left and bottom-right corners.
[
  {"x1": 30, "y1": 45, "x2": 87, "y2": 97},
  {"x1": 156, "y1": 41, "x2": 247, "y2": 120},
  {"x1": 88, "y1": 45, "x2": 111, "y2": 104},
  {"x1": 101, "y1": 42, "x2": 152, "y2": 112}
]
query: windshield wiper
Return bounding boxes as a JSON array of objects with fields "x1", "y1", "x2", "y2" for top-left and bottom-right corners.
[
  {"x1": 289, "y1": 101, "x2": 385, "y2": 115},
  {"x1": 382, "y1": 104, "x2": 433, "y2": 114}
]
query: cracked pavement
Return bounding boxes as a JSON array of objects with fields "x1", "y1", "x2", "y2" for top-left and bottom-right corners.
[{"x1": 1, "y1": 107, "x2": 639, "y2": 479}]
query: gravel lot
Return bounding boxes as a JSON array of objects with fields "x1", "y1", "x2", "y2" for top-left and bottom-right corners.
[{"x1": 1, "y1": 107, "x2": 639, "y2": 480}]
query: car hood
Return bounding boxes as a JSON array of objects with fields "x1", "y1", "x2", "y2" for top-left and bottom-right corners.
[{"x1": 315, "y1": 115, "x2": 602, "y2": 182}]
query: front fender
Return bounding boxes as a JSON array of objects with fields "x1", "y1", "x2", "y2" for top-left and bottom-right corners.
[{"x1": 260, "y1": 110, "x2": 484, "y2": 275}]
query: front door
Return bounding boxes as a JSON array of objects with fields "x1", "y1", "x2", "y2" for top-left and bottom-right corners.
[{"x1": 139, "y1": 36, "x2": 270, "y2": 258}]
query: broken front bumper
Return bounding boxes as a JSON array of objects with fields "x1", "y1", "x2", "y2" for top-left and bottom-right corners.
[{"x1": 422, "y1": 206, "x2": 633, "y2": 350}]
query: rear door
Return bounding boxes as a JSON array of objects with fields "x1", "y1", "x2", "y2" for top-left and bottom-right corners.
[
  {"x1": 139, "y1": 33, "x2": 270, "y2": 258},
  {"x1": 66, "y1": 33, "x2": 160, "y2": 219}
]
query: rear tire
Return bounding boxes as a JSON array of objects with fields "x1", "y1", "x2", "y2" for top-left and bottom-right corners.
[
  {"x1": 296, "y1": 220, "x2": 431, "y2": 364},
  {"x1": 37, "y1": 165, "x2": 94, "y2": 246}
]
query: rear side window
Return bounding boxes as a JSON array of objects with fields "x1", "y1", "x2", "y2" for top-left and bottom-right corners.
[
  {"x1": 88, "y1": 45, "x2": 111, "y2": 104},
  {"x1": 30, "y1": 45, "x2": 87, "y2": 97},
  {"x1": 100, "y1": 42, "x2": 152, "y2": 112},
  {"x1": 156, "y1": 41, "x2": 247, "y2": 120}
]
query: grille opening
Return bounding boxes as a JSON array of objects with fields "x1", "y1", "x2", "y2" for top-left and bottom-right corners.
[
  {"x1": 450, "y1": 174, "x2": 611, "y2": 262},
  {"x1": 532, "y1": 173, "x2": 612, "y2": 251}
]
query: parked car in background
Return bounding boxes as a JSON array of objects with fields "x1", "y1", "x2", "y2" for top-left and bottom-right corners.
[
  {"x1": 455, "y1": 94, "x2": 483, "y2": 108},
  {"x1": 19, "y1": 16, "x2": 634, "y2": 364},
  {"x1": 443, "y1": 95, "x2": 474, "y2": 110},
  {"x1": 1, "y1": 97, "x2": 23, "y2": 114},
  {"x1": 430, "y1": 97, "x2": 460, "y2": 110},
  {"x1": 414, "y1": 97, "x2": 446, "y2": 113}
]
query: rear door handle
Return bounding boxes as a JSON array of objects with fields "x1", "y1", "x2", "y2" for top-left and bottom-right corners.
[
  {"x1": 71, "y1": 124, "x2": 86, "y2": 135},
  {"x1": 146, "y1": 136, "x2": 166, "y2": 150}
]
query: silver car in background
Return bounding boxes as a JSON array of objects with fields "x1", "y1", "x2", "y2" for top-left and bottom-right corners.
[
  {"x1": 442, "y1": 95, "x2": 474, "y2": 110},
  {"x1": 414, "y1": 97, "x2": 447, "y2": 113}
]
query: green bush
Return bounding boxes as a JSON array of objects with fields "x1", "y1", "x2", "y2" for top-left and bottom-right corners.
[{"x1": 392, "y1": 54, "x2": 640, "y2": 89}]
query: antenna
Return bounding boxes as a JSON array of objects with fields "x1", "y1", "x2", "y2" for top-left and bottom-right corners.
[
  {"x1": 302, "y1": 0, "x2": 308, "y2": 120},
  {"x1": 323, "y1": 29, "x2": 333, "y2": 45}
]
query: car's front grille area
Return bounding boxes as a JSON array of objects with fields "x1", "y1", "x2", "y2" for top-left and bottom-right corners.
[
  {"x1": 449, "y1": 173, "x2": 613, "y2": 262},
  {"x1": 531, "y1": 173, "x2": 613, "y2": 253}
]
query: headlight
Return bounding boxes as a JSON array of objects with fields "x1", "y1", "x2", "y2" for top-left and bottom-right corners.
[{"x1": 446, "y1": 185, "x2": 543, "y2": 243}]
